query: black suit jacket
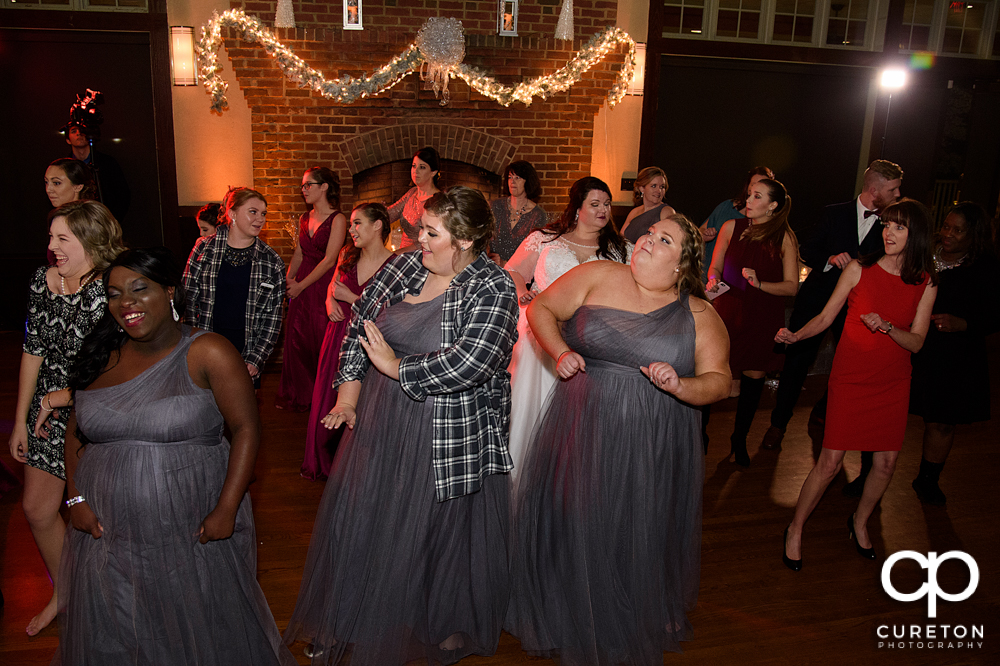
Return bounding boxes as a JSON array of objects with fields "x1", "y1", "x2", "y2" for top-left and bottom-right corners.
[{"x1": 791, "y1": 199, "x2": 883, "y2": 326}]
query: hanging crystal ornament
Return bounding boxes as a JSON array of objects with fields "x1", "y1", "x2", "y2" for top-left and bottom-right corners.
[
  {"x1": 416, "y1": 17, "x2": 466, "y2": 105},
  {"x1": 275, "y1": 0, "x2": 296, "y2": 28},
  {"x1": 555, "y1": 0, "x2": 574, "y2": 41}
]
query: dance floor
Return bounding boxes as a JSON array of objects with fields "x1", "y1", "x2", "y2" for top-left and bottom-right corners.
[{"x1": 1, "y1": 330, "x2": 997, "y2": 665}]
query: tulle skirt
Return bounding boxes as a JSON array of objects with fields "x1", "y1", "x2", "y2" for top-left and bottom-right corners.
[
  {"x1": 507, "y1": 308, "x2": 558, "y2": 484},
  {"x1": 284, "y1": 368, "x2": 511, "y2": 665},
  {"x1": 55, "y1": 438, "x2": 295, "y2": 666},
  {"x1": 507, "y1": 361, "x2": 703, "y2": 665}
]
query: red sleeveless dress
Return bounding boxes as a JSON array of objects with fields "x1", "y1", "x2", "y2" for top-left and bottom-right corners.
[{"x1": 824, "y1": 263, "x2": 930, "y2": 451}]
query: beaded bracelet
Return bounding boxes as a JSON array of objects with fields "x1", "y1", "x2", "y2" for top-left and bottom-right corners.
[
  {"x1": 40, "y1": 394, "x2": 54, "y2": 413},
  {"x1": 66, "y1": 495, "x2": 86, "y2": 508}
]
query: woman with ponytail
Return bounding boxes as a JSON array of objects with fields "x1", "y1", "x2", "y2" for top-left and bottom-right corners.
[{"x1": 707, "y1": 179, "x2": 799, "y2": 467}]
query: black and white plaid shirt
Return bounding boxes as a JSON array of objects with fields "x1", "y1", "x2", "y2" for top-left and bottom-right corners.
[
  {"x1": 182, "y1": 224, "x2": 286, "y2": 371},
  {"x1": 337, "y1": 251, "x2": 519, "y2": 502}
]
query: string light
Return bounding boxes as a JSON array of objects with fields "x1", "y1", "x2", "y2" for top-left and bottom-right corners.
[{"x1": 196, "y1": 9, "x2": 635, "y2": 112}]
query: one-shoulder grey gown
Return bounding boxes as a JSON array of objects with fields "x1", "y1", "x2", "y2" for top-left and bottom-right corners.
[{"x1": 55, "y1": 329, "x2": 295, "y2": 666}]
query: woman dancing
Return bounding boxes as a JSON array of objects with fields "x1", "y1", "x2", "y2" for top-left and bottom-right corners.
[
  {"x1": 507, "y1": 215, "x2": 731, "y2": 664},
  {"x1": 283, "y1": 187, "x2": 519, "y2": 665},
  {"x1": 707, "y1": 178, "x2": 798, "y2": 466},
  {"x1": 779, "y1": 199, "x2": 937, "y2": 569},
  {"x1": 504, "y1": 176, "x2": 628, "y2": 481},
  {"x1": 57, "y1": 248, "x2": 295, "y2": 665},
  {"x1": 618, "y1": 166, "x2": 677, "y2": 243},
  {"x1": 302, "y1": 203, "x2": 393, "y2": 480},
  {"x1": 9, "y1": 200, "x2": 123, "y2": 636}
]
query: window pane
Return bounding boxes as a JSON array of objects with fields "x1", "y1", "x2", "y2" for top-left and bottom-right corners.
[
  {"x1": 845, "y1": 19, "x2": 866, "y2": 43},
  {"x1": 719, "y1": 0, "x2": 741, "y2": 9},
  {"x1": 740, "y1": 12, "x2": 760, "y2": 38},
  {"x1": 775, "y1": 0, "x2": 797, "y2": 13},
  {"x1": 743, "y1": 0, "x2": 762, "y2": 10},
  {"x1": 827, "y1": 17, "x2": 848, "y2": 44},
  {"x1": 799, "y1": 0, "x2": 815, "y2": 14},
  {"x1": 795, "y1": 16, "x2": 814, "y2": 41},
  {"x1": 663, "y1": 6, "x2": 682, "y2": 32},
  {"x1": 942, "y1": 27, "x2": 963, "y2": 51},
  {"x1": 849, "y1": 0, "x2": 869, "y2": 20},
  {"x1": 945, "y1": 7, "x2": 966, "y2": 28},
  {"x1": 913, "y1": 0, "x2": 934, "y2": 24},
  {"x1": 717, "y1": 9, "x2": 739, "y2": 37},
  {"x1": 773, "y1": 13, "x2": 795, "y2": 40},
  {"x1": 960, "y1": 29, "x2": 980, "y2": 53},
  {"x1": 993, "y1": 28, "x2": 1000, "y2": 56},
  {"x1": 682, "y1": 8, "x2": 704, "y2": 33}
]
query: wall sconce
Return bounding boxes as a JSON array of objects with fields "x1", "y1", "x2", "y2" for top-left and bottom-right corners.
[
  {"x1": 627, "y1": 43, "x2": 646, "y2": 96},
  {"x1": 170, "y1": 27, "x2": 196, "y2": 86},
  {"x1": 498, "y1": 0, "x2": 518, "y2": 36}
]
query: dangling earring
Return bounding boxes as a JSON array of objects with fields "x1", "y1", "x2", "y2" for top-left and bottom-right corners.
[
  {"x1": 170, "y1": 300, "x2": 180, "y2": 322},
  {"x1": 574, "y1": 211, "x2": 579, "y2": 221}
]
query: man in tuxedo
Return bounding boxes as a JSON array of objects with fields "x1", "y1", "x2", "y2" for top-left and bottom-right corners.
[
  {"x1": 66, "y1": 124, "x2": 131, "y2": 225},
  {"x1": 760, "y1": 160, "x2": 903, "y2": 482}
]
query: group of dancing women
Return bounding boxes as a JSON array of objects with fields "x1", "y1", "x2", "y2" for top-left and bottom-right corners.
[{"x1": 9, "y1": 149, "x2": 996, "y2": 665}]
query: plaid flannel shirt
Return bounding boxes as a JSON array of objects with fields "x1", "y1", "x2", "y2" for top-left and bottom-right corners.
[
  {"x1": 337, "y1": 251, "x2": 519, "y2": 502},
  {"x1": 182, "y1": 224, "x2": 286, "y2": 371}
]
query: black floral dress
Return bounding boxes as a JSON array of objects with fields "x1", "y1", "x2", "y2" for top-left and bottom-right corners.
[{"x1": 23, "y1": 266, "x2": 106, "y2": 479}]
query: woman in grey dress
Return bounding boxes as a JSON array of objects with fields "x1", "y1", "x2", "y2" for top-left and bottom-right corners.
[
  {"x1": 284, "y1": 187, "x2": 519, "y2": 665},
  {"x1": 58, "y1": 248, "x2": 294, "y2": 665},
  {"x1": 507, "y1": 215, "x2": 731, "y2": 664}
]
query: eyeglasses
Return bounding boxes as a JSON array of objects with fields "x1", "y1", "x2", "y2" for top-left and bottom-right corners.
[{"x1": 301, "y1": 182, "x2": 322, "y2": 190}]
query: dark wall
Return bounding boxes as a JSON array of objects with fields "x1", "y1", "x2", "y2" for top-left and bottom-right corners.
[
  {"x1": 651, "y1": 56, "x2": 873, "y2": 241},
  {"x1": 0, "y1": 28, "x2": 163, "y2": 330}
]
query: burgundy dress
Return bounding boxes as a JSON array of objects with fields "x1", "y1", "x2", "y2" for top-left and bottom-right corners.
[
  {"x1": 301, "y1": 257, "x2": 389, "y2": 480},
  {"x1": 712, "y1": 219, "x2": 786, "y2": 374},
  {"x1": 276, "y1": 211, "x2": 342, "y2": 411},
  {"x1": 824, "y1": 264, "x2": 929, "y2": 451}
]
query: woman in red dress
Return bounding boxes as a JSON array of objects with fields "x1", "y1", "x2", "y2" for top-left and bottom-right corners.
[
  {"x1": 777, "y1": 199, "x2": 937, "y2": 570},
  {"x1": 276, "y1": 167, "x2": 348, "y2": 411},
  {"x1": 302, "y1": 203, "x2": 393, "y2": 480},
  {"x1": 707, "y1": 179, "x2": 799, "y2": 467}
]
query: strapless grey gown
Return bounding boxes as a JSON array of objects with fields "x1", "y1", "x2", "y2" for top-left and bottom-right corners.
[
  {"x1": 506, "y1": 297, "x2": 704, "y2": 665},
  {"x1": 55, "y1": 329, "x2": 295, "y2": 666}
]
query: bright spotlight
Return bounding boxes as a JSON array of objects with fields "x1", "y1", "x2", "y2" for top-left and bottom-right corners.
[{"x1": 881, "y1": 68, "x2": 906, "y2": 90}]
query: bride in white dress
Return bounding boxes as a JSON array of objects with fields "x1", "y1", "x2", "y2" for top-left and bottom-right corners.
[{"x1": 505, "y1": 177, "x2": 629, "y2": 482}]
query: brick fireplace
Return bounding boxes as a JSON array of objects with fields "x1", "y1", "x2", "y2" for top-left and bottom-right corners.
[{"x1": 224, "y1": 0, "x2": 625, "y2": 260}]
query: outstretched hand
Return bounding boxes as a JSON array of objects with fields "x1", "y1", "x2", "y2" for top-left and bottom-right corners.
[{"x1": 322, "y1": 402, "x2": 357, "y2": 430}]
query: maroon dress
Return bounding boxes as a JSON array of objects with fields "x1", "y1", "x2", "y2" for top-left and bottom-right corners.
[
  {"x1": 712, "y1": 218, "x2": 786, "y2": 374},
  {"x1": 825, "y1": 264, "x2": 929, "y2": 451},
  {"x1": 301, "y1": 257, "x2": 389, "y2": 480},
  {"x1": 276, "y1": 211, "x2": 342, "y2": 411}
]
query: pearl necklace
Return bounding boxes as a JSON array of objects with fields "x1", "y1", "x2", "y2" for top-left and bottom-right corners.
[
  {"x1": 60, "y1": 272, "x2": 93, "y2": 295},
  {"x1": 562, "y1": 236, "x2": 599, "y2": 249}
]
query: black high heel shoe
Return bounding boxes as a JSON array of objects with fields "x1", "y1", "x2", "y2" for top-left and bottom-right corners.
[
  {"x1": 782, "y1": 526, "x2": 802, "y2": 572},
  {"x1": 848, "y1": 514, "x2": 876, "y2": 560}
]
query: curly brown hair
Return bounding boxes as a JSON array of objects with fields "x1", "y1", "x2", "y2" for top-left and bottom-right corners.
[{"x1": 48, "y1": 200, "x2": 126, "y2": 274}]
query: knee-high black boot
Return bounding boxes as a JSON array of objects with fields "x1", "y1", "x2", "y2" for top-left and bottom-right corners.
[
  {"x1": 912, "y1": 458, "x2": 947, "y2": 505},
  {"x1": 731, "y1": 375, "x2": 765, "y2": 467}
]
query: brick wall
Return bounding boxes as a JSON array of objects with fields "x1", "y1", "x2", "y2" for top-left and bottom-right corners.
[{"x1": 225, "y1": 0, "x2": 625, "y2": 260}]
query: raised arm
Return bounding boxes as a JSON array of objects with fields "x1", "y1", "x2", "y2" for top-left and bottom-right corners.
[
  {"x1": 776, "y1": 259, "x2": 862, "y2": 344},
  {"x1": 706, "y1": 219, "x2": 736, "y2": 292}
]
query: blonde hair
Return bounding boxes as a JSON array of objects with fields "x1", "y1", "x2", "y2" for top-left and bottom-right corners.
[
  {"x1": 633, "y1": 166, "x2": 668, "y2": 206},
  {"x1": 48, "y1": 200, "x2": 125, "y2": 272},
  {"x1": 220, "y1": 187, "x2": 267, "y2": 225}
]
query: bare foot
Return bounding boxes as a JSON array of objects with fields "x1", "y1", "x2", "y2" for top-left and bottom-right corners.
[
  {"x1": 26, "y1": 595, "x2": 58, "y2": 636},
  {"x1": 439, "y1": 633, "x2": 464, "y2": 651}
]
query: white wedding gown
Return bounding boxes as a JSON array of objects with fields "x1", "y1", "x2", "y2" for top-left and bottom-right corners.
[{"x1": 505, "y1": 231, "x2": 630, "y2": 485}]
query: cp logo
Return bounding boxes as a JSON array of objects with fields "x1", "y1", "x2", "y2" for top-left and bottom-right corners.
[{"x1": 881, "y1": 550, "x2": 979, "y2": 618}]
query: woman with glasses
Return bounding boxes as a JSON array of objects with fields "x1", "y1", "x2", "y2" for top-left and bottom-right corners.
[{"x1": 276, "y1": 167, "x2": 348, "y2": 411}]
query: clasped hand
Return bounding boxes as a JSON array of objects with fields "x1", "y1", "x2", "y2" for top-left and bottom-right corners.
[
  {"x1": 198, "y1": 505, "x2": 237, "y2": 544},
  {"x1": 775, "y1": 327, "x2": 798, "y2": 344},
  {"x1": 860, "y1": 312, "x2": 887, "y2": 333}
]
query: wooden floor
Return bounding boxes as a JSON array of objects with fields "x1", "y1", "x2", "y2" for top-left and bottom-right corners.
[{"x1": 1, "y1": 330, "x2": 997, "y2": 665}]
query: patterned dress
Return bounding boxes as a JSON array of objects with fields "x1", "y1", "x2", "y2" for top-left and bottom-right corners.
[{"x1": 23, "y1": 266, "x2": 106, "y2": 479}]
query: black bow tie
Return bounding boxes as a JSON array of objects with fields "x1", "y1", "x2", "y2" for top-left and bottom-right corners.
[{"x1": 864, "y1": 209, "x2": 879, "y2": 218}]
